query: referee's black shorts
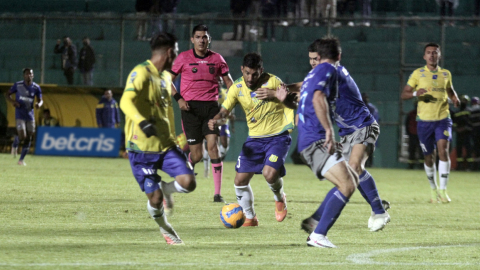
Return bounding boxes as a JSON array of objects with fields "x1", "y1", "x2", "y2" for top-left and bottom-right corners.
[{"x1": 181, "y1": 101, "x2": 220, "y2": 145}]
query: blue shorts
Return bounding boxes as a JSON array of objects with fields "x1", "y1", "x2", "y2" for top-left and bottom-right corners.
[
  {"x1": 128, "y1": 147, "x2": 194, "y2": 194},
  {"x1": 235, "y1": 132, "x2": 291, "y2": 177},
  {"x1": 219, "y1": 124, "x2": 230, "y2": 137},
  {"x1": 417, "y1": 118, "x2": 452, "y2": 155}
]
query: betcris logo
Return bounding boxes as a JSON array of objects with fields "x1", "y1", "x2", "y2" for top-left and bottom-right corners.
[{"x1": 35, "y1": 127, "x2": 121, "y2": 157}]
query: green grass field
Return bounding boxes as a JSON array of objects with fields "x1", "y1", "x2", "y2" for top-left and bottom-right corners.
[{"x1": 1, "y1": 153, "x2": 479, "y2": 269}]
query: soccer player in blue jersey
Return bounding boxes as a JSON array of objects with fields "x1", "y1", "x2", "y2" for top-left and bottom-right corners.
[
  {"x1": 401, "y1": 43, "x2": 460, "y2": 203},
  {"x1": 120, "y1": 32, "x2": 195, "y2": 245},
  {"x1": 209, "y1": 53, "x2": 294, "y2": 226},
  {"x1": 5, "y1": 68, "x2": 43, "y2": 166},
  {"x1": 296, "y1": 37, "x2": 359, "y2": 248}
]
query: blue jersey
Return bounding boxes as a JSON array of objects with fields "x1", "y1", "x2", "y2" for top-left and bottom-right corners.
[
  {"x1": 297, "y1": 62, "x2": 338, "y2": 152},
  {"x1": 8, "y1": 81, "x2": 42, "y2": 121},
  {"x1": 96, "y1": 97, "x2": 121, "y2": 128},
  {"x1": 335, "y1": 65, "x2": 376, "y2": 137}
]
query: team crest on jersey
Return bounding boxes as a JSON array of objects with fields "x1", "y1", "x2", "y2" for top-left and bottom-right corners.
[
  {"x1": 444, "y1": 130, "x2": 450, "y2": 137},
  {"x1": 432, "y1": 75, "x2": 437, "y2": 79},
  {"x1": 420, "y1": 74, "x2": 426, "y2": 77},
  {"x1": 209, "y1": 66, "x2": 215, "y2": 74},
  {"x1": 236, "y1": 83, "x2": 242, "y2": 88},
  {"x1": 192, "y1": 67, "x2": 198, "y2": 73},
  {"x1": 443, "y1": 72, "x2": 448, "y2": 77},
  {"x1": 269, "y1": 154, "x2": 278, "y2": 162},
  {"x1": 420, "y1": 69, "x2": 425, "y2": 72},
  {"x1": 239, "y1": 91, "x2": 244, "y2": 97}
]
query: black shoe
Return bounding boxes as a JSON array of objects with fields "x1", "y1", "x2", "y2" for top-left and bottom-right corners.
[
  {"x1": 382, "y1": 200, "x2": 390, "y2": 211},
  {"x1": 213, "y1": 194, "x2": 225, "y2": 203}
]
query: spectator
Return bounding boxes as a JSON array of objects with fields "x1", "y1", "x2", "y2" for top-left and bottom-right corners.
[
  {"x1": 261, "y1": 0, "x2": 277, "y2": 42},
  {"x1": 338, "y1": 0, "x2": 356, "y2": 26},
  {"x1": 54, "y1": 36, "x2": 77, "y2": 85},
  {"x1": 231, "y1": 0, "x2": 252, "y2": 40},
  {"x1": 135, "y1": 0, "x2": 153, "y2": 40},
  {"x1": 151, "y1": 0, "x2": 180, "y2": 35},
  {"x1": 305, "y1": 0, "x2": 320, "y2": 26},
  {"x1": 78, "y1": 37, "x2": 96, "y2": 86},
  {"x1": 96, "y1": 89, "x2": 120, "y2": 128},
  {"x1": 469, "y1": 97, "x2": 480, "y2": 170},
  {"x1": 452, "y1": 95, "x2": 473, "y2": 170},
  {"x1": 40, "y1": 109, "x2": 60, "y2": 127},
  {"x1": 436, "y1": 0, "x2": 459, "y2": 26},
  {"x1": 361, "y1": 92, "x2": 379, "y2": 167},
  {"x1": 361, "y1": 0, "x2": 371, "y2": 26},
  {"x1": 276, "y1": 0, "x2": 289, "y2": 26},
  {"x1": 319, "y1": 0, "x2": 340, "y2": 27},
  {"x1": 405, "y1": 104, "x2": 422, "y2": 169}
]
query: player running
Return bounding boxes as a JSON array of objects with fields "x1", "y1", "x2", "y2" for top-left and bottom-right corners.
[
  {"x1": 120, "y1": 33, "x2": 195, "y2": 245},
  {"x1": 208, "y1": 52, "x2": 294, "y2": 226},
  {"x1": 5, "y1": 68, "x2": 43, "y2": 166},
  {"x1": 169, "y1": 24, "x2": 234, "y2": 203},
  {"x1": 401, "y1": 43, "x2": 460, "y2": 203}
]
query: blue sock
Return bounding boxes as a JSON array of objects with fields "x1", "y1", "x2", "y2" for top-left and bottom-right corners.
[
  {"x1": 359, "y1": 170, "x2": 385, "y2": 215},
  {"x1": 19, "y1": 140, "x2": 31, "y2": 161},
  {"x1": 314, "y1": 190, "x2": 349, "y2": 236},
  {"x1": 311, "y1": 187, "x2": 338, "y2": 221},
  {"x1": 12, "y1": 136, "x2": 19, "y2": 148}
]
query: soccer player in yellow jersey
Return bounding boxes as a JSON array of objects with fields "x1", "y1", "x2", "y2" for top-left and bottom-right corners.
[
  {"x1": 401, "y1": 43, "x2": 460, "y2": 203},
  {"x1": 209, "y1": 53, "x2": 295, "y2": 226},
  {"x1": 120, "y1": 33, "x2": 195, "y2": 245}
]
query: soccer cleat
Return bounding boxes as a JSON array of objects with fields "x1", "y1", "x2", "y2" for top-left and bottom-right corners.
[
  {"x1": 369, "y1": 212, "x2": 391, "y2": 232},
  {"x1": 275, "y1": 193, "x2": 287, "y2": 222},
  {"x1": 301, "y1": 217, "x2": 319, "y2": 234},
  {"x1": 438, "y1": 189, "x2": 451, "y2": 203},
  {"x1": 17, "y1": 160, "x2": 26, "y2": 166},
  {"x1": 242, "y1": 216, "x2": 259, "y2": 227},
  {"x1": 213, "y1": 194, "x2": 225, "y2": 203},
  {"x1": 160, "y1": 227, "x2": 184, "y2": 245},
  {"x1": 367, "y1": 211, "x2": 375, "y2": 229},
  {"x1": 11, "y1": 147, "x2": 18, "y2": 158},
  {"x1": 307, "y1": 233, "x2": 337, "y2": 248},
  {"x1": 430, "y1": 189, "x2": 440, "y2": 203}
]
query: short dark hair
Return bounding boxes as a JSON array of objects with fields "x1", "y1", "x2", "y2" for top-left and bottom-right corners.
[
  {"x1": 150, "y1": 32, "x2": 177, "y2": 51},
  {"x1": 317, "y1": 36, "x2": 341, "y2": 61},
  {"x1": 424, "y1": 43, "x2": 440, "y2": 52},
  {"x1": 308, "y1": 39, "x2": 321, "y2": 53},
  {"x1": 242, "y1": 53, "x2": 263, "y2": 69},
  {"x1": 23, "y1": 68, "x2": 33, "y2": 74},
  {"x1": 192, "y1": 24, "x2": 209, "y2": 36}
]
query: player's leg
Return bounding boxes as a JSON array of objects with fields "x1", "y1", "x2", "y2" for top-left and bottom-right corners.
[
  {"x1": 128, "y1": 152, "x2": 183, "y2": 245},
  {"x1": 203, "y1": 102, "x2": 224, "y2": 202},
  {"x1": 202, "y1": 140, "x2": 210, "y2": 178},
  {"x1": 261, "y1": 133, "x2": 291, "y2": 222},
  {"x1": 418, "y1": 121, "x2": 440, "y2": 203},
  {"x1": 308, "y1": 160, "x2": 358, "y2": 248},
  {"x1": 14, "y1": 120, "x2": 26, "y2": 160},
  {"x1": 234, "y1": 172, "x2": 256, "y2": 226},
  {"x1": 11, "y1": 135, "x2": 19, "y2": 158},
  {"x1": 218, "y1": 124, "x2": 230, "y2": 160},
  {"x1": 435, "y1": 119, "x2": 453, "y2": 203},
  {"x1": 181, "y1": 105, "x2": 204, "y2": 165},
  {"x1": 159, "y1": 147, "x2": 196, "y2": 215}
]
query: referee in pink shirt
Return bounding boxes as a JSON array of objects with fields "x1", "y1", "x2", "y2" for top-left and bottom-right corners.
[{"x1": 169, "y1": 24, "x2": 234, "y2": 203}]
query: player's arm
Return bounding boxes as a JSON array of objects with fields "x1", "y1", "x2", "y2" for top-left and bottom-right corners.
[
  {"x1": 168, "y1": 71, "x2": 190, "y2": 111},
  {"x1": 276, "y1": 83, "x2": 299, "y2": 109},
  {"x1": 312, "y1": 90, "x2": 336, "y2": 155},
  {"x1": 222, "y1": 73, "x2": 234, "y2": 89},
  {"x1": 401, "y1": 71, "x2": 426, "y2": 100},
  {"x1": 287, "y1": 81, "x2": 302, "y2": 92},
  {"x1": 120, "y1": 91, "x2": 156, "y2": 137},
  {"x1": 5, "y1": 88, "x2": 20, "y2": 107},
  {"x1": 208, "y1": 107, "x2": 231, "y2": 131},
  {"x1": 446, "y1": 73, "x2": 460, "y2": 107},
  {"x1": 35, "y1": 90, "x2": 43, "y2": 109}
]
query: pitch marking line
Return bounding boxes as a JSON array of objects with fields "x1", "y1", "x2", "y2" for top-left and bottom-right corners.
[
  {"x1": 347, "y1": 244, "x2": 480, "y2": 266},
  {"x1": 0, "y1": 244, "x2": 479, "y2": 267}
]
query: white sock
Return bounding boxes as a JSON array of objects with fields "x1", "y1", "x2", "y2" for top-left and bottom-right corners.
[
  {"x1": 235, "y1": 184, "x2": 255, "y2": 219},
  {"x1": 438, "y1": 160, "x2": 451, "y2": 190},
  {"x1": 424, "y1": 163, "x2": 438, "y2": 189},
  {"x1": 146, "y1": 200, "x2": 170, "y2": 229},
  {"x1": 268, "y1": 177, "x2": 284, "y2": 202},
  {"x1": 161, "y1": 181, "x2": 189, "y2": 195}
]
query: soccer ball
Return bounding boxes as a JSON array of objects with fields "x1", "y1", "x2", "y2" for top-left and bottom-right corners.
[{"x1": 220, "y1": 203, "x2": 246, "y2": 228}]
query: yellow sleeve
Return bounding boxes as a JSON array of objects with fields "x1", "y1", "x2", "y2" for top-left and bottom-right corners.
[
  {"x1": 221, "y1": 85, "x2": 238, "y2": 112},
  {"x1": 120, "y1": 90, "x2": 147, "y2": 125},
  {"x1": 270, "y1": 75, "x2": 283, "y2": 90},
  {"x1": 125, "y1": 66, "x2": 147, "y2": 92},
  {"x1": 446, "y1": 70, "x2": 452, "y2": 89},
  {"x1": 406, "y1": 70, "x2": 418, "y2": 89}
]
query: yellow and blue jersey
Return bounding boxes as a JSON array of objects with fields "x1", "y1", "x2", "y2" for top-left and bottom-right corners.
[
  {"x1": 121, "y1": 60, "x2": 176, "y2": 153},
  {"x1": 407, "y1": 66, "x2": 452, "y2": 121},
  {"x1": 222, "y1": 73, "x2": 294, "y2": 138}
]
